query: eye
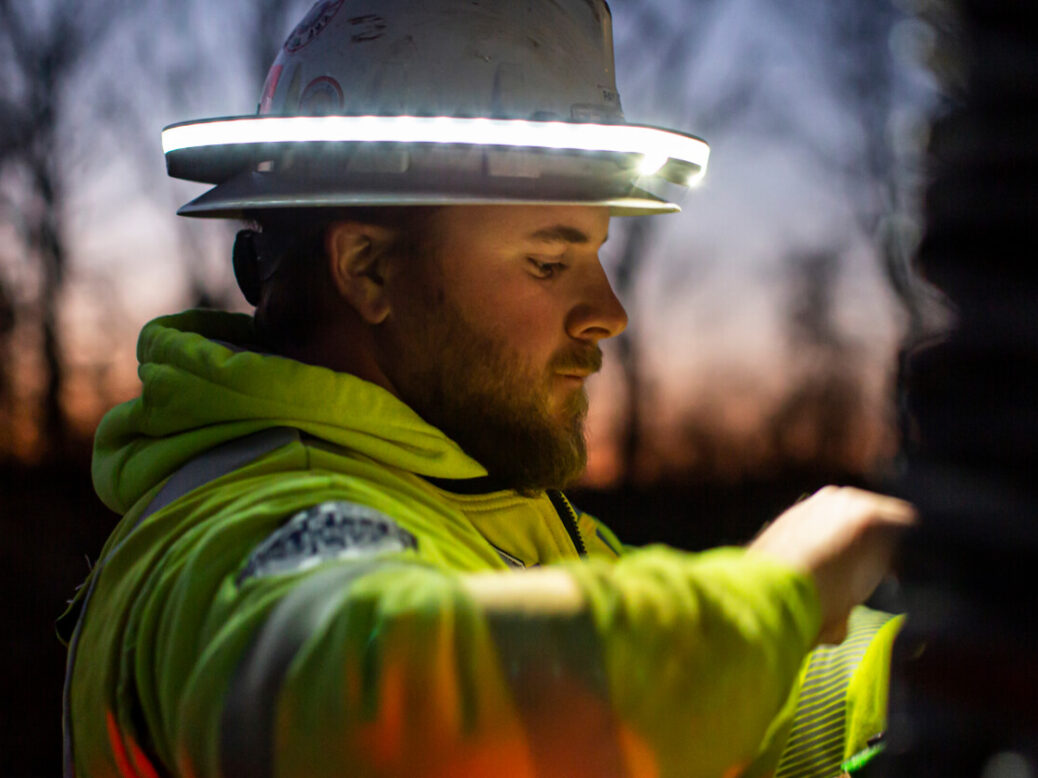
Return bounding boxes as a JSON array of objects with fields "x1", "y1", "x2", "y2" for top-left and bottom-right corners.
[{"x1": 527, "y1": 257, "x2": 567, "y2": 279}]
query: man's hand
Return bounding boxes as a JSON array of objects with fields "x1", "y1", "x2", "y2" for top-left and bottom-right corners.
[{"x1": 748, "y1": 486, "x2": 917, "y2": 645}]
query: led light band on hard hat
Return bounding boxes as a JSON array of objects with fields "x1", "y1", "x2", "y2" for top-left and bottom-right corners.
[{"x1": 162, "y1": 115, "x2": 710, "y2": 185}]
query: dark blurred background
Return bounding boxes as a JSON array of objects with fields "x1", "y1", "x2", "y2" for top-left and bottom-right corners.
[{"x1": 4, "y1": 0, "x2": 1020, "y2": 775}]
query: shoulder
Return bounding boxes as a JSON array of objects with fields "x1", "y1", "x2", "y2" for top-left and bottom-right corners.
[{"x1": 238, "y1": 500, "x2": 419, "y2": 583}]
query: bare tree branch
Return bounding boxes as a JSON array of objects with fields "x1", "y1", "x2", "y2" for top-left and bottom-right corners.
[{"x1": 0, "y1": 0, "x2": 131, "y2": 458}]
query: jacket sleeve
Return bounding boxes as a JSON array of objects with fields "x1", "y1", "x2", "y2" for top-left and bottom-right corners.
[
  {"x1": 767, "y1": 607, "x2": 903, "y2": 778},
  {"x1": 103, "y1": 509, "x2": 822, "y2": 778}
]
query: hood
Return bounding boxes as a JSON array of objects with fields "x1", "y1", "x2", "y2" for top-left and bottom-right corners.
[{"x1": 93, "y1": 309, "x2": 486, "y2": 513}]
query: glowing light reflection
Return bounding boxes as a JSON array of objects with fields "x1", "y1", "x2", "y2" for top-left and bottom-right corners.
[{"x1": 162, "y1": 115, "x2": 710, "y2": 182}]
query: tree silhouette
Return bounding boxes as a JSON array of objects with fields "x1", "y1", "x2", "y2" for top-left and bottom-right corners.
[
  {"x1": 790, "y1": 0, "x2": 935, "y2": 340},
  {"x1": 610, "y1": 0, "x2": 928, "y2": 483},
  {"x1": 110, "y1": 0, "x2": 311, "y2": 311},
  {"x1": 611, "y1": 0, "x2": 767, "y2": 483},
  {"x1": 0, "y1": 0, "x2": 131, "y2": 458},
  {"x1": 767, "y1": 248, "x2": 867, "y2": 471},
  {"x1": 0, "y1": 273, "x2": 14, "y2": 452}
]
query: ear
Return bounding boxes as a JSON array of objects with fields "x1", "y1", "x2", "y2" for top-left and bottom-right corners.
[{"x1": 326, "y1": 221, "x2": 397, "y2": 325}]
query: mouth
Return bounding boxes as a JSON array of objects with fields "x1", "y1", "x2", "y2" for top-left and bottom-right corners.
[{"x1": 551, "y1": 346, "x2": 603, "y2": 384}]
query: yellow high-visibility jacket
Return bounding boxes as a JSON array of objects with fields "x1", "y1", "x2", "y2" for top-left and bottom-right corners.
[{"x1": 62, "y1": 310, "x2": 900, "y2": 778}]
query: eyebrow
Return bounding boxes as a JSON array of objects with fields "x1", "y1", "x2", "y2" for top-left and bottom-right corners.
[{"x1": 526, "y1": 225, "x2": 609, "y2": 246}]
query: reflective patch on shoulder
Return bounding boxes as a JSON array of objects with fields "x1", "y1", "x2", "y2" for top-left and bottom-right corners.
[{"x1": 238, "y1": 501, "x2": 417, "y2": 583}]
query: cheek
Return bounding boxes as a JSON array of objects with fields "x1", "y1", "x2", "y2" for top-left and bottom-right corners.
[
  {"x1": 480, "y1": 290, "x2": 563, "y2": 362},
  {"x1": 438, "y1": 255, "x2": 566, "y2": 360}
]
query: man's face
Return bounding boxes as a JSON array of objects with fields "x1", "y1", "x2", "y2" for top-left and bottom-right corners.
[{"x1": 377, "y1": 205, "x2": 627, "y2": 492}]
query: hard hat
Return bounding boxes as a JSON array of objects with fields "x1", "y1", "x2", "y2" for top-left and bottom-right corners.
[{"x1": 162, "y1": 0, "x2": 710, "y2": 218}]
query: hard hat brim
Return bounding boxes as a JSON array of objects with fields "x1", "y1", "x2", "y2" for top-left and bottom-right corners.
[
  {"x1": 177, "y1": 168, "x2": 681, "y2": 218},
  {"x1": 163, "y1": 115, "x2": 708, "y2": 217}
]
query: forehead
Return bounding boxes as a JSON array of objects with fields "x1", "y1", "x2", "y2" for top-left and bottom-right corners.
[{"x1": 433, "y1": 205, "x2": 611, "y2": 250}]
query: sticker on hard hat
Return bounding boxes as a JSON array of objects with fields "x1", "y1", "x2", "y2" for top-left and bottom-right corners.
[
  {"x1": 284, "y1": 0, "x2": 345, "y2": 53},
  {"x1": 299, "y1": 76, "x2": 344, "y2": 115},
  {"x1": 349, "y1": 14, "x2": 387, "y2": 43}
]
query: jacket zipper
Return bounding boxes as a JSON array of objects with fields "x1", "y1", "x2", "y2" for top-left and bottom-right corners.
[{"x1": 548, "y1": 490, "x2": 587, "y2": 557}]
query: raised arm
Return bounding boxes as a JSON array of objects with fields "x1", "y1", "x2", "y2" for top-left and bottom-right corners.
[{"x1": 80, "y1": 487, "x2": 912, "y2": 778}]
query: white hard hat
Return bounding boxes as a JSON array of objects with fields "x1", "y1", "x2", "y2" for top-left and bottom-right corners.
[{"x1": 162, "y1": 0, "x2": 710, "y2": 218}]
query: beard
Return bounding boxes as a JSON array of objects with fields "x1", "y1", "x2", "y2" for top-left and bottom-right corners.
[{"x1": 384, "y1": 290, "x2": 600, "y2": 494}]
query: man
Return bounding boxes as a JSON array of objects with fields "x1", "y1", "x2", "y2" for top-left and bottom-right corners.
[{"x1": 61, "y1": 2, "x2": 914, "y2": 777}]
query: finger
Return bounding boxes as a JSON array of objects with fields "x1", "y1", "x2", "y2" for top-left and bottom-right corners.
[
  {"x1": 871, "y1": 498, "x2": 918, "y2": 527},
  {"x1": 838, "y1": 487, "x2": 918, "y2": 524}
]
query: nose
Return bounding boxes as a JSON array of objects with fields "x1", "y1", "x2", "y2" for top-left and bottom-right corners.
[{"x1": 565, "y1": 260, "x2": 628, "y2": 343}]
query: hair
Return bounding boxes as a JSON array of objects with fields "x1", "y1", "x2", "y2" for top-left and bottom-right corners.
[{"x1": 238, "y1": 206, "x2": 441, "y2": 353}]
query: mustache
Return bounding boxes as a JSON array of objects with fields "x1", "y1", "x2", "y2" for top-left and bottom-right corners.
[{"x1": 550, "y1": 344, "x2": 603, "y2": 375}]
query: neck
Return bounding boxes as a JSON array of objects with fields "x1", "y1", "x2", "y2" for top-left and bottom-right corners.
[{"x1": 274, "y1": 322, "x2": 400, "y2": 398}]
